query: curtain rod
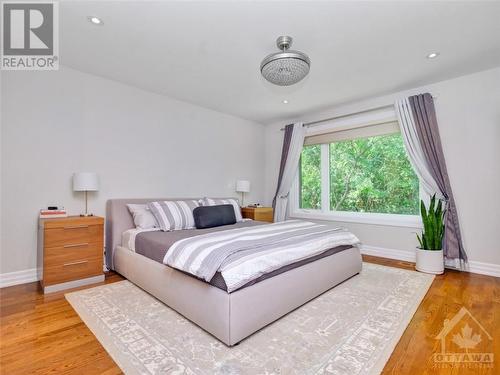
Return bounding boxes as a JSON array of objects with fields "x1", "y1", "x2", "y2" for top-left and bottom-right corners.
[{"x1": 280, "y1": 95, "x2": 437, "y2": 131}]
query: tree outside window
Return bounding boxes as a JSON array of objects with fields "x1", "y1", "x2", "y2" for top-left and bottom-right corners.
[{"x1": 299, "y1": 133, "x2": 419, "y2": 215}]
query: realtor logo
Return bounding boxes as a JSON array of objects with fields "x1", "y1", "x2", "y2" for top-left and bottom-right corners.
[
  {"x1": 1, "y1": 1, "x2": 59, "y2": 70},
  {"x1": 433, "y1": 307, "x2": 494, "y2": 369}
]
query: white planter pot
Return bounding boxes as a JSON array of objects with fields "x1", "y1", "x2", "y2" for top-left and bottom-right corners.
[{"x1": 415, "y1": 248, "x2": 444, "y2": 274}]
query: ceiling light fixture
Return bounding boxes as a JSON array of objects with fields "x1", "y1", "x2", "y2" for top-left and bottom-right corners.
[
  {"x1": 88, "y1": 16, "x2": 103, "y2": 25},
  {"x1": 261, "y1": 36, "x2": 310, "y2": 86},
  {"x1": 283, "y1": 100, "x2": 289, "y2": 104},
  {"x1": 427, "y1": 52, "x2": 440, "y2": 59}
]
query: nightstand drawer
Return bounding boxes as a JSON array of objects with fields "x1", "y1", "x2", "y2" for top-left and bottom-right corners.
[
  {"x1": 44, "y1": 257, "x2": 103, "y2": 285},
  {"x1": 44, "y1": 225, "x2": 103, "y2": 248},
  {"x1": 241, "y1": 207, "x2": 274, "y2": 223},
  {"x1": 44, "y1": 243, "x2": 103, "y2": 267},
  {"x1": 253, "y1": 210, "x2": 273, "y2": 222}
]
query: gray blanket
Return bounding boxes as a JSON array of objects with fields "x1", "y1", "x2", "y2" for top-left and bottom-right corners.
[
  {"x1": 164, "y1": 220, "x2": 360, "y2": 292},
  {"x1": 135, "y1": 221, "x2": 263, "y2": 263},
  {"x1": 133, "y1": 221, "x2": 353, "y2": 291}
]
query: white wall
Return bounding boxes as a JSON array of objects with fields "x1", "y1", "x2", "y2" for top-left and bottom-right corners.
[
  {"x1": 265, "y1": 67, "x2": 500, "y2": 268},
  {"x1": 0, "y1": 66, "x2": 266, "y2": 275},
  {"x1": 2, "y1": 65, "x2": 499, "y2": 278}
]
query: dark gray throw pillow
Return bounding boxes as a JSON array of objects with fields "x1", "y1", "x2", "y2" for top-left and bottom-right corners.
[{"x1": 193, "y1": 204, "x2": 237, "y2": 229}]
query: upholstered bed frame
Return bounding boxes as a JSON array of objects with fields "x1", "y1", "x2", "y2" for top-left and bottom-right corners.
[{"x1": 106, "y1": 198, "x2": 363, "y2": 346}]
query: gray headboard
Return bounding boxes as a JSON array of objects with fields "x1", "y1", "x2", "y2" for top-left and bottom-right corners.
[{"x1": 105, "y1": 197, "x2": 237, "y2": 269}]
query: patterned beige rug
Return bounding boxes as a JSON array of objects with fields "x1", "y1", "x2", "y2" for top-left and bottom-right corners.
[{"x1": 66, "y1": 263, "x2": 433, "y2": 375}]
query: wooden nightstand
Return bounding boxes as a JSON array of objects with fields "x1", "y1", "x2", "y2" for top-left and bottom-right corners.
[
  {"x1": 38, "y1": 216, "x2": 105, "y2": 293},
  {"x1": 241, "y1": 207, "x2": 274, "y2": 223}
]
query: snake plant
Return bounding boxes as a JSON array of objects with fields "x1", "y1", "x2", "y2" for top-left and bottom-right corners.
[{"x1": 417, "y1": 194, "x2": 445, "y2": 250}]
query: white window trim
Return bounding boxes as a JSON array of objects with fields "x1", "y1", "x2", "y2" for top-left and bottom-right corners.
[
  {"x1": 291, "y1": 176, "x2": 421, "y2": 228},
  {"x1": 291, "y1": 132, "x2": 423, "y2": 228}
]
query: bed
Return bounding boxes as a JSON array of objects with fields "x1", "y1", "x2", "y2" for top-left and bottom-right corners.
[{"x1": 106, "y1": 198, "x2": 363, "y2": 346}]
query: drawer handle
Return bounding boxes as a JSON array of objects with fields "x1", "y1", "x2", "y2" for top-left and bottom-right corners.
[
  {"x1": 63, "y1": 243, "x2": 89, "y2": 248},
  {"x1": 64, "y1": 225, "x2": 89, "y2": 229},
  {"x1": 63, "y1": 260, "x2": 88, "y2": 267}
]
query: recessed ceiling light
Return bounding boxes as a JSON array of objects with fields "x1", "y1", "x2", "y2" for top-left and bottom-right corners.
[
  {"x1": 88, "y1": 16, "x2": 103, "y2": 25},
  {"x1": 427, "y1": 52, "x2": 440, "y2": 59},
  {"x1": 283, "y1": 99, "x2": 289, "y2": 104}
]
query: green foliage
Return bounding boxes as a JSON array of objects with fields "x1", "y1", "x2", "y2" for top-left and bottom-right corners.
[
  {"x1": 299, "y1": 145, "x2": 321, "y2": 209},
  {"x1": 299, "y1": 133, "x2": 419, "y2": 214},
  {"x1": 417, "y1": 194, "x2": 445, "y2": 250}
]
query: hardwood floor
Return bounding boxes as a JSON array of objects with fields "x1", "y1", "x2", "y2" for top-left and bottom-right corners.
[
  {"x1": 0, "y1": 256, "x2": 498, "y2": 374},
  {"x1": 0, "y1": 273, "x2": 125, "y2": 375},
  {"x1": 365, "y1": 255, "x2": 499, "y2": 375}
]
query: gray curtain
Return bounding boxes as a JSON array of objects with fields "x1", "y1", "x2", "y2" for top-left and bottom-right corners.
[
  {"x1": 409, "y1": 93, "x2": 467, "y2": 263},
  {"x1": 395, "y1": 98, "x2": 442, "y2": 198},
  {"x1": 272, "y1": 123, "x2": 306, "y2": 222},
  {"x1": 272, "y1": 124, "x2": 293, "y2": 210}
]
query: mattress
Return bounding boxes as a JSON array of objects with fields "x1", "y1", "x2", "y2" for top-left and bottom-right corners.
[{"x1": 122, "y1": 221, "x2": 353, "y2": 292}]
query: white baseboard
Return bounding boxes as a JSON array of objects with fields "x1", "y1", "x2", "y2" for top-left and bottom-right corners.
[
  {"x1": 360, "y1": 245, "x2": 416, "y2": 263},
  {"x1": 467, "y1": 261, "x2": 500, "y2": 278},
  {"x1": 0, "y1": 268, "x2": 39, "y2": 288},
  {"x1": 360, "y1": 245, "x2": 500, "y2": 278}
]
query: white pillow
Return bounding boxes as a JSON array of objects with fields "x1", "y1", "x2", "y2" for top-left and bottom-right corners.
[
  {"x1": 148, "y1": 200, "x2": 200, "y2": 231},
  {"x1": 127, "y1": 204, "x2": 159, "y2": 229},
  {"x1": 202, "y1": 198, "x2": 243, "y2": 222}
]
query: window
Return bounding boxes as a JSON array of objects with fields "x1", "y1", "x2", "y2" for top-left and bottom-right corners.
[
  {"x1": 297, "y1": 124, "x2": 420, "y2": 223},
  {"x1": 299, "y1": 144, "x2": 321, "y2": 209},
  {"x1": 328, "y1": 133, "x2": 419, "y2": 214}
]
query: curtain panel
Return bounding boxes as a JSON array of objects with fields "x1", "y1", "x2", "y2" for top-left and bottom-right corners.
[
  {"x1": 409, "y1": 93, "x2": 467, "y2": 263},
  {"x1": 395, "y1": 94, "x2": 467, "y2": 263},
  {"x1": 395, "y1": 98, "x2": 442, "y2": 198},
  {"x1": 272, "y1": 123, "x2": 306, "y2": 222}
]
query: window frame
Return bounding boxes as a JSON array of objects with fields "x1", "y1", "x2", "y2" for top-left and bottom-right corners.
[{"x1": 291, "y1": 126, "x2": 422, "y2": 228}]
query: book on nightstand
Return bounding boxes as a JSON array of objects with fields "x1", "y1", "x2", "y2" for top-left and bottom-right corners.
[{"x1": 39, "y1": 208, "x2": 67, "y2": 219}]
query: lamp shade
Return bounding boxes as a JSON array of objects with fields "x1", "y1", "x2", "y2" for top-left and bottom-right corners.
[
  {"x1": 236, "y1": 180, "x2": 250, "y2": 193},
  {"x1": 73, "y1": 172, "x2": 99, "y2": 191}
]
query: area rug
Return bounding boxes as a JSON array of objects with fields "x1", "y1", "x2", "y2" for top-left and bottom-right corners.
[{"x1": 66, "y1": 263, "x2": 434, "y2": 375}]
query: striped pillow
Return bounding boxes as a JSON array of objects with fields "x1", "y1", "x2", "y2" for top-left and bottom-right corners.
[
  {"x1": 202, "y1": 198, "x2": 243, "y2": 222},
  {"x1": 148, "y1": 200, "x2": 200, "y2": 231}
]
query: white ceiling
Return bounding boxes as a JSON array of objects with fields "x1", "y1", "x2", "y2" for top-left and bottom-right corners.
[{"x1": 60, "y1": 1, "x2": 500, "y2": 124}]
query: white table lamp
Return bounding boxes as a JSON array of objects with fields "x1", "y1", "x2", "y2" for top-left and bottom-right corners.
[
  {"x1": 73, "y1": 172, "x2": 99, "y2": 216},
  {"x1": 236, "y1": 180, "x2": 250, "y2": 207}
]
